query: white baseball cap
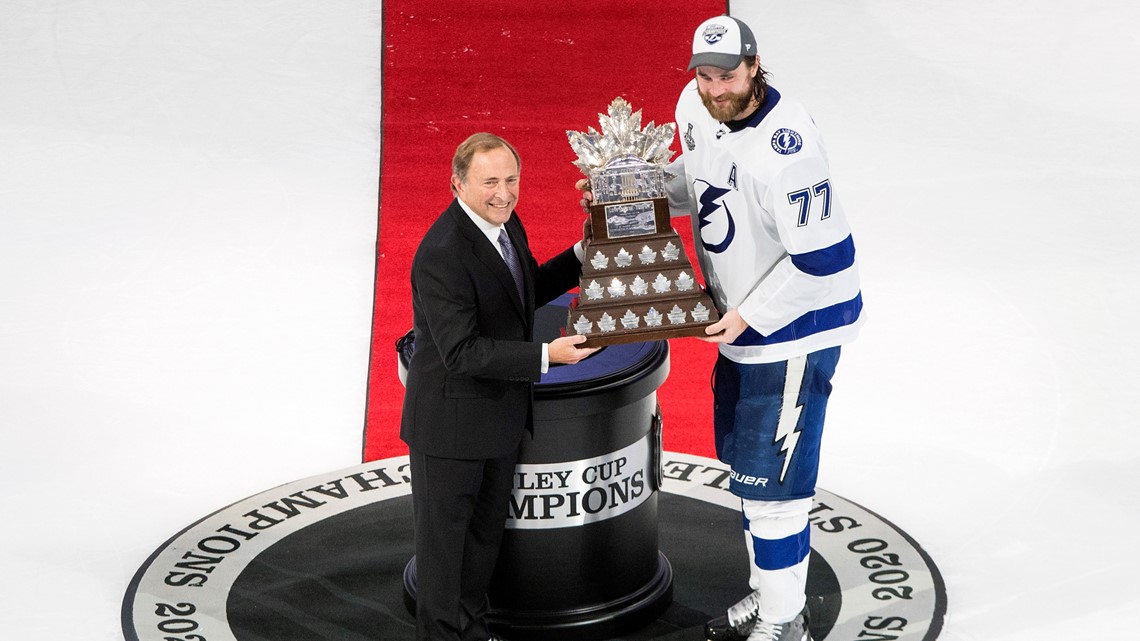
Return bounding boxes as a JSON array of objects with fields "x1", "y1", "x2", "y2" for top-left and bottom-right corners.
[{"x1": 688, "y1": 15, "x2": 758, "y2": 71}]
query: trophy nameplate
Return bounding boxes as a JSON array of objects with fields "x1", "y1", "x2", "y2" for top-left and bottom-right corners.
[{"x1": 566, "y1": 98, "x2": 720, "y2": 347}]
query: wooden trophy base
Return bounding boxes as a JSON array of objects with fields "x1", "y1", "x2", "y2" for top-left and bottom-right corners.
[
  {"x1": 566, "y1": 197, "x2": 720, "y2": 347},
  {"x1": 576, "y1": 319, "x2": 718, "y2": 348}
]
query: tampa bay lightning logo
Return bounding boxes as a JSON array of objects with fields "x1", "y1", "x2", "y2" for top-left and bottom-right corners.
[
  {"x1": 702, "y1": 24, "x2": 727, "y2": 44},
  {"x1": 771, "y1": 128, "x2": 803, "y2": 155},
  {"x1": 694, "y1": 180, "x2": 735, "y2": 254}
]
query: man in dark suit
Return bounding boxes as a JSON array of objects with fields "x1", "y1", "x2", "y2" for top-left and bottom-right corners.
[{"x1": 401, "y1": 133, "x2": 597, "y2": 641}]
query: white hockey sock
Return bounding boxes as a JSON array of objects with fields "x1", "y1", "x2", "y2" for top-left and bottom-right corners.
[{"x1": 742, "y1": 497, "x2": 812, "y2": 623}]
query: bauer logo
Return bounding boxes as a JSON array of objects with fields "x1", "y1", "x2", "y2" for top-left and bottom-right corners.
[{"x1": 123, "y1": 454, "x2": 945, "y2": 641}]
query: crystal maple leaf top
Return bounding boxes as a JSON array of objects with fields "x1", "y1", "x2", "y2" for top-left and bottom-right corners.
[{"x1": 567, "y1": 97, "x2": 676, "y2": 174}]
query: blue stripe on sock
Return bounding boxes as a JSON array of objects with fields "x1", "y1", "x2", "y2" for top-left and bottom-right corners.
[{"x1": 751, "y1": 523, "x2": 811, "y2": 571}]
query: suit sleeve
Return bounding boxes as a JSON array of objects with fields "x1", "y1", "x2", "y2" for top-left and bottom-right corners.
[{"x1": 533, "y1": 244, "x2": 582, "y2": 310}]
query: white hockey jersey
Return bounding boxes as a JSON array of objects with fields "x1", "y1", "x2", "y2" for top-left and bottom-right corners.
[{"x1": 668, "y1": 81, "x2": 863, "y2": 364}]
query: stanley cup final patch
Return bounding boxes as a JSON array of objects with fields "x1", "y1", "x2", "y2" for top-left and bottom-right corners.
[{"x1": 702, "y1": 23, "x2": 728, "y2": 44}]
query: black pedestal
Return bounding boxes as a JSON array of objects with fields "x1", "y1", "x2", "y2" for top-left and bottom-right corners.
[{"x1": 398, "y1": 295, "x2": 673, "y2": 640}]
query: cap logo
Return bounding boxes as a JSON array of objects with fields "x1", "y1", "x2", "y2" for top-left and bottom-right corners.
[{"x1": 702, "y1": 24, "x2": 728, "y2": 44}]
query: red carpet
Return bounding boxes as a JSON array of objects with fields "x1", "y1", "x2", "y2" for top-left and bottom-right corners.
[{"x1": 365, "y1": 0, "x2": 726, "y2": 461}]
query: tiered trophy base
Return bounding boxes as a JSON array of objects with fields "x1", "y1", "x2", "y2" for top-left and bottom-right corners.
[
  {"x1": 570, "y1": 309, "x2": 717, "y2": 347},
  {"x1": 567, "y1": 214, "x2": 720, "y2": 347}
]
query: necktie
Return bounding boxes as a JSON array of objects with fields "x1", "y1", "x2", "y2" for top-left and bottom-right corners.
[{"x1": 498, "y1": 229, "x2": 525, "y2": 303}]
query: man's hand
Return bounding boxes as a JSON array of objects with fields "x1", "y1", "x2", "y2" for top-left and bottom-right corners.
[
  {"x1": 700, "y1": 308, "x2": 749, "y2": 344},
  {"x1": 575, "y1": 178, "x2": 594, "y2": 213},
  {"x1": 549, "y1": 334, "x2": 599, "y2": 364}
]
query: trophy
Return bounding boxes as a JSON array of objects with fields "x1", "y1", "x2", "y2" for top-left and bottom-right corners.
[{"x1": 565, "y1": 97, "x2": 720, "y2": 347}]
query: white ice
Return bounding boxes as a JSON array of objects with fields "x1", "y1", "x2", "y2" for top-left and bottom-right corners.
[{"x1": 1, "y1": 1, "x2": 1138, "y2": 639}]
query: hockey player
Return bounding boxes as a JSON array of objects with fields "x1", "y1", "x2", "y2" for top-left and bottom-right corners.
[{"x1": 670, "y1": 15, "x2": 863, "y2": 641}]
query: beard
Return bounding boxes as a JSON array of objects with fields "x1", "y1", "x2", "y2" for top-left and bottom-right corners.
[{"x1": 699, "y1": 86, "x2": 753, "y2": 122}]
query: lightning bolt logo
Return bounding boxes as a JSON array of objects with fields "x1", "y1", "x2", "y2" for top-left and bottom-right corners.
[
  {"x1": 774, "y1": 356, "x2": 809, "y2": 483},
  {"x1": 694, "y1": 180, "x2": 735, "y2": 254}
]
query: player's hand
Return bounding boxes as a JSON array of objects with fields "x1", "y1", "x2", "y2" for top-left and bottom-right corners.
[
  {"x1": 575, "y1": 178, "x2": 594, "y2": 213},
  {"x1": 549, "y1": 334, "x2": 599, "y2": 364},
  {"x1": 581, "y1": 216, "x2": 593, "y2": 250},
  {"x1": 700, "y1": 308, "x2": 749, "y2": 344}
]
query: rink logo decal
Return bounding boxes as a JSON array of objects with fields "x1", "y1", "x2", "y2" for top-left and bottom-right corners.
[
  {"x1": 123, "y1": 454, "x2": 945, "y2": 641},
  {"x1": 772, "y1": 128, "x2": 803, "y2": 155},
  {"x1": 122, "y1": 463, "x2": 413, "y2": 641},
  {"x1": 662, "y1": 453, "x2": 946, "y2": 640}
]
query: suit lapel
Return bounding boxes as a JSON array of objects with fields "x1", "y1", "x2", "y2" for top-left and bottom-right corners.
[{"x1": 446, "y1": 202, "x2": 527, "y2": 322}]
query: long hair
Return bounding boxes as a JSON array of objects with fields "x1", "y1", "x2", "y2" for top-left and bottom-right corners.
[{"x1": 744, "y1": 55, "x2": 771, "y2": 105}]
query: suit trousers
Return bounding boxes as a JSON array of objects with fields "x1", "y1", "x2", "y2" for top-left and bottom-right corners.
[{"x1": 408, "y1": 446, "x2": 520, "y2": 641}]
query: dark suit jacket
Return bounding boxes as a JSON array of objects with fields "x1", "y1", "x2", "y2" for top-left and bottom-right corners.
[{"x1": 400, "y1": 199, "x2": 581, "y2": 460}]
